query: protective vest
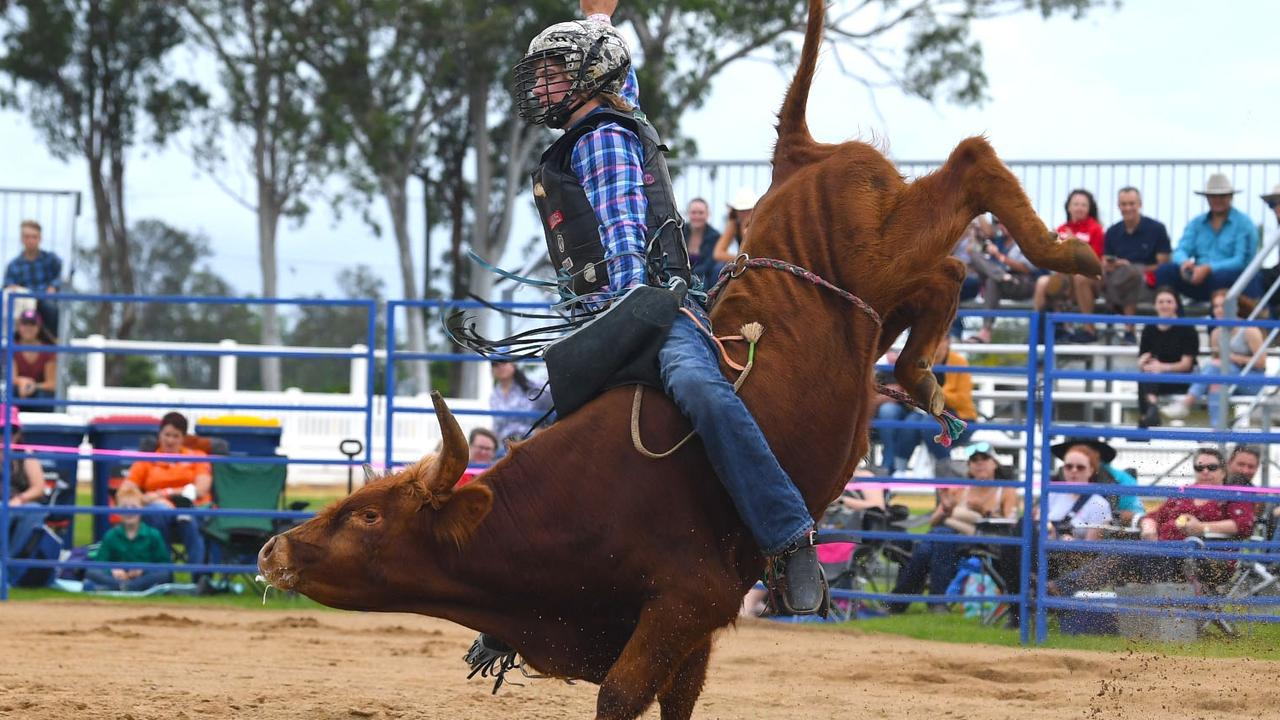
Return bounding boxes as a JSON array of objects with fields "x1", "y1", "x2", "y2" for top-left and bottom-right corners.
[{"x1": 531, "y1": 109, "x2": 690, "y2": 300}]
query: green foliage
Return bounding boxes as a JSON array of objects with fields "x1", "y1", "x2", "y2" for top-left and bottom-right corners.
[{"x1": 281, "y1": 265, "x2": 384, "y2": 394}]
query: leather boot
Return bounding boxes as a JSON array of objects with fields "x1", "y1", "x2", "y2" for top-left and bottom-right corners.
[{"x1": 766, "y1": 532, "x2": 829, "y2": 616}]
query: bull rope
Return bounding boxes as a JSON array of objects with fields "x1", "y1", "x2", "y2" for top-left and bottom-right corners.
[{"x1": 632, "y1": 254, "x2": 968, "y2": 456}]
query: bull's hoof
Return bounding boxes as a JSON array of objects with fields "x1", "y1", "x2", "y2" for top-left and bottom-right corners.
[{"x1": 912, "y1": 375, "x2": 945, "y2": 417}]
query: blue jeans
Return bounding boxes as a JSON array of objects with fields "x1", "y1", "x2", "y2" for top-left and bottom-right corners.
[
  {"x1": 659, "y1": 312, "x2": 812, "y2": 555},
  {"x1": 1187, "y1": 359, "x2": 1265, "y2": 427},
  {"x1": 83, "y1": 568, "x2": 172, "y2": 592},
  {"x1": 144, "y1": 500, "x2": 205, "y2": 576},
  {"x1": 1153, "y1": 262, "x2": 1262, "y2": 302},
  {"x1": 877, "y1": 402, "x2": 974, "y2": 472},
  {"x1": 891, "y1": 526, "x2": 963, "y2": 602},
  {"x1": 8, "y1": 509, "x2": 48, "y2": 552}
]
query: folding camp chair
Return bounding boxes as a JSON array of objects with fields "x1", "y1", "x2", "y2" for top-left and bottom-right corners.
[{"x1": 202, "y1": 459, "x2": 292, "y2": 591}]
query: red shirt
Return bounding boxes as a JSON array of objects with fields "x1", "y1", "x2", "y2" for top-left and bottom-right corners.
[
  {"x1": 1147, "y1": 492, "x2": 1254, "y2": 541},
  {"x1": 1057, "y1": 217, "x2": 1105, "y2": 259}
]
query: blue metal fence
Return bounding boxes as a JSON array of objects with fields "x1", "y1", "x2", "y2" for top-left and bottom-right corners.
[{"x1": 0, "y1": 292, "x2": 378, "y2": 598}]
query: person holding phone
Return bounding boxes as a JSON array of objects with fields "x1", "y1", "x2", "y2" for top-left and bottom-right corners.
[{"x1": 1101, "y1": 187, "x2": 1171, "y2": 343}]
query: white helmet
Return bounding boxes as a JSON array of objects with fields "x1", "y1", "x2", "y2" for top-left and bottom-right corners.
[{"x1": 513, "y1": 19, "x2": 630, "y2": 128}]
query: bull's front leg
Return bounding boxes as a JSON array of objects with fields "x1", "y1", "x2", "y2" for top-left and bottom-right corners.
[{"x1": 891, "y1": 259, "x2": 967, "y2": 415}]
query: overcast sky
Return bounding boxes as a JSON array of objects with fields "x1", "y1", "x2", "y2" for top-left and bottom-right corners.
[{"x1": 1, "y1": 0, "x2": 1276, "y2": 301}]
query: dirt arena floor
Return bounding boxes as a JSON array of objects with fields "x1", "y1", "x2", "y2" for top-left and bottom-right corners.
[{"x1": 2, "y1": 601, "x2": 1278, "y2": 720}]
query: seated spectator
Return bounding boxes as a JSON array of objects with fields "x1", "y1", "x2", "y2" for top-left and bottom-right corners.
[
  {"x1": 1154, "y1": 173, "x2": 1261, "y2": 302},
  {"x1": 711, "y1": 188, "x2": 757, "y2": 263},
  {"x1": 117, "y1": 412, "x2": 211, "y2": 574},
  {"x1": 11, "y1": 309, "x2": 56, "y2": 412},
  {"x1": 5, "y1": 407, "x2": 47, "y2": 550},
  {"x1": 1033, "y1": 189, "x2": 1105, "y2": 343},
  {"x1": 995, "y1": 441, "x2": 1114, "y2": 629},
  {"x1": 1135, "y1": 287, "x2": 1199, "y2": 428},
  {"x1": 948, "y1": 217, "x2": 985, "y2": 338},
  {"x1": 490, "y1": 359, "x2": 554, "y2": 450},
  {"x1": 1226, "y1": 444, "x2": 1261, "y2": 485},
  {"x1": 964, "y1": 217, "x2": 1040, "y2": 344},
  {"x1": 1102, "y1": 187, "x2": 1171, "y2": 342},
  {"x1": 887, "y1": 443, "x2": 1018, "y2": 613},
  {"x1": 1162, "y1": 289, "x2": 1266, "y2": 427},
  {"x1": 1258, "y1": 184, "x2": 1280, "y2": 316},
  {"x1": 1051, "y1": 438, "x2": 1143, "y2": 526},
  {"x1": 877, "y1": 336, "x2": 976, "y2": 476},
  {"x1": 4, "y1": 219, "x2": 62, "y2": 330},
  {"x1": 83, "y1": 484, "x2": 172, "y2": 592},
  {"x1": 458, "y1": 427, "x2": 499, "y2": 487},
  {"x1": 683, "y1": 198, "x2": 722, "y2": 293},
  {"x1": 1050, "y1": 448, "x2": 1255, "y2": 596}
]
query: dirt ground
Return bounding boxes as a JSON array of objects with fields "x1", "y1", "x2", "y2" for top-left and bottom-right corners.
[{"x1": 2, "y1": 601, "x2": 1278, "y2": 720}]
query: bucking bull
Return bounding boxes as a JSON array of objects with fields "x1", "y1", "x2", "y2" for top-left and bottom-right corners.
[{"x1": 258, "y1": 0, "x2": 1100, "y2": 717}]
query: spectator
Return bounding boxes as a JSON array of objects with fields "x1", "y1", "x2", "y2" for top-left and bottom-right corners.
[
  {"x1": 683, "y1": 198, "x2": 722, "y2": 294},
  {"x1": 1154, "y1": 173, "x2": 1261, "y2": 302},
  {"x1": 948, "y1": 218, "x2": 985, "y2": 338},
  {"x1": 1051, "y1": 438, "x2": 1143, "y2": 526},
  {"x1": 1050, "y1": 448, "x2": 1254, "y2": 596},
  {"x1": 1162, "y1": 289, "x2": 1266, "y2": 427},
  {"x1": 963, "y1": 217, "x2": 1040, "y2": 344},
  {"x1": 877, "y1": 336, "x2": 976, "y2": 476},
  {"x1": 887, "y1": 442, "x2": 1018, "y2": 613},
  {"x1": 1226, "y1": 444, "x2": 1261, "y2": 484},
  {"x1": 711, "y1": 188, "x2": 757, "y2": 263},
  {"x1": 5, "y1": 407, "x2": 47, "y2": 550},
  {"x1": 83, "y1": 484, "x2": 172, "y2": 592},
  {"x1": 458, "y1": 427, "x2": 499, "y2": 487},
  {"x1": 1135, "y1": 287, "x2": 1199, "y2": 428},
  {"x1": 1102, "y1": 187, "x2": 1172, "y2": 342},
  {"x1": 118, "y1": 412, "x2": 211, "y2": 574},
  {"x1": 1033, "y1": 189, "x2": 1105, "y2": 343},
  {"x1": 1258, "y1": 184, "x2": 1280, "y2": 316},
  {"x1": 4, "y1": 219, "x2": 62, "y2": 330},
  {"x1": 10, "y1": 309, "x2": 57, "y2": 412},
  {"x1": 490, "y1": 358, "x2": 554, "y2": 449}
]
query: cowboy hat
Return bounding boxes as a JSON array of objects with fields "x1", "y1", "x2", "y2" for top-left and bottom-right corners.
[
  {"x1": 1261, "y1": 182, "x2": 1280, "y2": 204},
  {"x1": 1050, "y1": 437, "x2": 1116, "y2": 465},
  {"x1": 1194, "y1": 173, "x2": 1239, "y2": 196},
  {"x1": 727, "y1": 188, "x2": 758, "y2": 212}
]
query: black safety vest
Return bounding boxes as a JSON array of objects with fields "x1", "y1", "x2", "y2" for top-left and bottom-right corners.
[{"x1": 531, "y1": 109, "x2": 690, "y2": 299}]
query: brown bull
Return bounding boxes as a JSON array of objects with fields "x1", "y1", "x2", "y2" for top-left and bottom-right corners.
[{"x1": 258, "y1": 1, "x2": 1099, "y2": 717}]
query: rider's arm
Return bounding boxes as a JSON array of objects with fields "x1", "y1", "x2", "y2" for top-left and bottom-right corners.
[{"x1": 571, "y1": 125, "x2": 649, "y2": 297}]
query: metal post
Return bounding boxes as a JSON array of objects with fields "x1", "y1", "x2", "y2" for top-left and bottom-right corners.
[
  {"x1": 217, "y1": 339, "x2": 238, "y2": 394},
  {"x1": 1035, "y1": 311, "x2": 1057, "y2": 644},
  {"x1": 2, "y1": 291, "x2": 12, "y2": 599},
  {"x1": 350, "y1": 344, "x2": 368, "y2": 400},
  {"x1": 1019, "y1": 311, "x2": 1040, "y2": 646},
  {"x1": 363, "y1": 301, "x2": 377, "y2": 470},
  {"x1": 383, "y1": 303, "x2": 399, "y2": 472},
  {"x1": 86, "y1": 334, "x2": 105, "y2": 390}
]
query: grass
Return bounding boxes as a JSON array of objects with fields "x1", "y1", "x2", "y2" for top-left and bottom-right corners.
[
  {"x1": 836, "y1": 606, "x2": 1280, "y2": 660},
  {"x1": 6, "y1": 585, "x2": 327, "y2": 611}
]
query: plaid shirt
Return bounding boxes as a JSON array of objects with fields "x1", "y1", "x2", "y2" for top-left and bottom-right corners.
[
  {"x1": 568, "y1": 65, "x2": 648, "y2": 300},
  {"x1": 4, "y1": 250, "x2": 62, "y2": 291}
]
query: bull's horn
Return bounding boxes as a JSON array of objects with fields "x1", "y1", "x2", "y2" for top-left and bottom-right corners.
[{"x1": 425, "y1": 391, "x2": 469, "y2": 499}]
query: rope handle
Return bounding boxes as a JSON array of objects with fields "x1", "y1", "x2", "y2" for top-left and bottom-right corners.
[{"x1": 875, "y1": 383, "x2": 969, "y2": 448}]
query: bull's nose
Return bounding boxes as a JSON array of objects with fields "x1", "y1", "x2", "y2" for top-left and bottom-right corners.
[{"x1": 258, "y1": 535, "x2": 279, "y2": 568}]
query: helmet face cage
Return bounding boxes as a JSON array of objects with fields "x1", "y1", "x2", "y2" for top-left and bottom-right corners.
[{"x1": 514, "y1": 23, "x2": 630, "y2": 129}]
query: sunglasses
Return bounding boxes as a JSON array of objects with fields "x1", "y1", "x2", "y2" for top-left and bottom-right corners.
[
  {"x1": 1062, "y1": 463, "x2": 1090, "y2": 472},
  {"x1": 1194, "y1": 463, "x2": 1222, "y2": 473}
]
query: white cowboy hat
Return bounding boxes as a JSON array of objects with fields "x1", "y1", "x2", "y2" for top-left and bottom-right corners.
[
  {"x1": 1261, "y1": 183, "x2": 1280, "y2": 204},
  {"x1": 1194, "y1": 172, "x2": 1239, "y2": 196},
  {"x1": 727, "y1": 188, "x2": 759, "y2": 211}
]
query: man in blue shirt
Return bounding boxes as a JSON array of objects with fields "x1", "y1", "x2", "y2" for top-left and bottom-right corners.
[
  {"x1": 1101, "y1": 187, "x2": 1170, "y2": 343},
  {"x1": 5, "y1": 220, "x2": 62, "y2": 331},
  {"x1": 1154, "y1": 173, "x2": 1261, "y2": 302}
]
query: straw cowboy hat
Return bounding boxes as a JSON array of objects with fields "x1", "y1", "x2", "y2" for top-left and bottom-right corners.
[
  {"x1": 1194, "y1": 173, "x2": 1239, "y2": 196},
  {"x1": 1261, "y1": 182, "x2": 1280, "y2": 204},
  {"x1": 727, "y1": 188, "x2": 759, "y2": 211}
]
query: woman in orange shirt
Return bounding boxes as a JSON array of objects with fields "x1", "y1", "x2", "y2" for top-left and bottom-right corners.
[{"x1": 118, "y1": 412, "x2": 211, "y2": 573}]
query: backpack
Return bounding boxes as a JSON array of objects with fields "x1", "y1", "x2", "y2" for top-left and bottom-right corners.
[{"x1": 9, "y1": 523, "x2": 63, "y2": 588}]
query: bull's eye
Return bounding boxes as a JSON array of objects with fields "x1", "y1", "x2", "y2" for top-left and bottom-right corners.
[{"x1": 358, "y1": 509, "x2": 380, "y2": 525}]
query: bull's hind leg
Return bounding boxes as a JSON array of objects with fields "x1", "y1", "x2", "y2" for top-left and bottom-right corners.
[
  {"x1": 911, "y1": 137, "x2": 1101, "y2": 278},
  {"x1": 889, "y1": 260, "x2": 967, "y2": 415},
  {"x1": 594, "y1": 598, "x2": 717, "y2": 720},
  {"x1": 656, "y1": 637, "x2": 712, "y2": 720}
]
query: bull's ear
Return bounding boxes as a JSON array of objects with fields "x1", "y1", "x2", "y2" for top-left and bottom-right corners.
[{"x1": 432, "y1": 483, "x2": 493, "y2": 548}]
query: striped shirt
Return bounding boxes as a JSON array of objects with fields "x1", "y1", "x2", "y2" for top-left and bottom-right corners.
[{"x1": 567, "y1": 65, "x2": 648, "y2": 300}]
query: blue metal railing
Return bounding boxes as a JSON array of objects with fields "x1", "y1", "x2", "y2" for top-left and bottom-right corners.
[{"x1": 0, "y1": 292, "x2": 378, "y2": 597}]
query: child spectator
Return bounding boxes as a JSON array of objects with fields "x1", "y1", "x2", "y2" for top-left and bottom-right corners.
[{"x1": 84, "y1": 484, "x2": 172, "y2": 592}]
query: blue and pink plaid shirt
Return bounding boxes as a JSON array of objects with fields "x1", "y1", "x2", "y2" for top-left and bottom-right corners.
[{"x1": 567, "y1": 66, "x2": 648, "y2": 302}]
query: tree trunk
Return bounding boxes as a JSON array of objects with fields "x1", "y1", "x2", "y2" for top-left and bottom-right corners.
[
  {"x1": 381, "y1": 173, "x2": 430, "y2": 395},
  {"x1": 457, "y1": 78, "x2": 492, "y2": 399},
  {"x1": 257, "y1": 147, "x2": 283, "y2": 392}
]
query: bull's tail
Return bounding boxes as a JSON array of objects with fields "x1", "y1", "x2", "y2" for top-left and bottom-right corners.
[{"x1": 771, "y1": 0, "x2": 825, "y2": 184}]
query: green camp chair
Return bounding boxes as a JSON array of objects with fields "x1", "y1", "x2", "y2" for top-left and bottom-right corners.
[{"x1": 202, "y1": 459, "x2": 290, "y2": 591}]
